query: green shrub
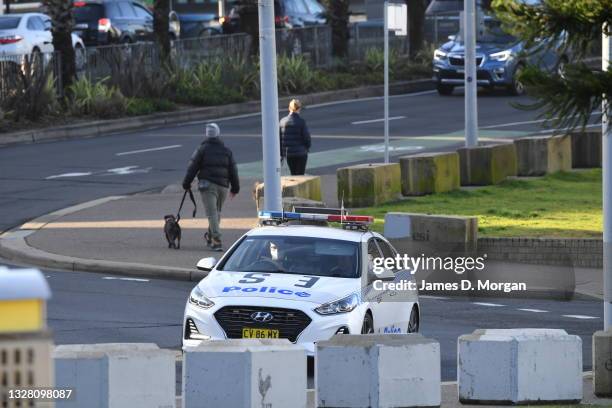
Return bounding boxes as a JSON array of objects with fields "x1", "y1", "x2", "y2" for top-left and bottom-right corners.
[
  {"x1": 277, "y1": 55, "x2": 320, "y2": 94},
  {"x1": 68, "y1": 77, "x2": 127, "y2": 118},
  {"x1": 2, "y1": 58, "x2": 59, "y2": 122}
]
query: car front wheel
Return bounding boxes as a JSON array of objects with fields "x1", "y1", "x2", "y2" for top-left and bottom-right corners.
[
  {"x1": 509, "y1": 64, "x2": 526, "y2": 96},
  {"x1": 361, "y1": 313, "x2": 374, "y2": 334},
  {"x1": 407, "y1": 306, "x2": 419, "y2": 333},
  {"x1": 436, "y1": 84, "x2": 454, "y2": 96}
]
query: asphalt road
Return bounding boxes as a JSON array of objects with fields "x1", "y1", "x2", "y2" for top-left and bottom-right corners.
[
  {"x1": 0, "y1": 89, "x2": 599, "y2": 233},
  {"x1": 0, "y1": 89, "x2": 604, "y2": 381},
  {"x1": 1, "y1": 262, "x2": 598, "y2": 381}
]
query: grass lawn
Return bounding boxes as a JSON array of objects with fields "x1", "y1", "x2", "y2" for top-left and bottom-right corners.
[{"x1": 356, "y1": 169, "x2": 602, "y2": 238}]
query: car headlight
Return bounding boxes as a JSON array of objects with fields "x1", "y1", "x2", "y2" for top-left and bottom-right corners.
[
  {"x1": 189, "y1": 286, "x2": 215, "y2": 309},
  {"x1": 489, "y1": 50, "x2": 513, "y2": 62},
  {"x1": 315, "y1": 293, "x2": 360, "y2": 315},
  {"x1": 433, "y1": 49, "x2": 447, "y2": 61}
]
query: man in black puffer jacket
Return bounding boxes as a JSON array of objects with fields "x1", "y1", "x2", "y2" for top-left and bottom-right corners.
[
  {"x1": 183, "y1": 123, "x2": 240, "y2": 252},
  {"x1": 279, "y1": 99, "x2": 311, "y2": 175}
]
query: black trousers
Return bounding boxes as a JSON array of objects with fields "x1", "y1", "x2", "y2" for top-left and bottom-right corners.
[{"x1": 287, "y1": 155, "x2": 308, "y2": 175}]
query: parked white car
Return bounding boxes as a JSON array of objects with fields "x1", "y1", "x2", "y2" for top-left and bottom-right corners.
[
  {"x1": 182, "y1": 210, "x2": 420, "y2": 356},
  {"x1": 0, "y1": 13, "x2": 86, "y2": 70}
]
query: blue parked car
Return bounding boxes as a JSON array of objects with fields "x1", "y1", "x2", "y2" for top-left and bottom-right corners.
[{"x1": 432, "y1": 18, "x2": 568, "y2": 96}]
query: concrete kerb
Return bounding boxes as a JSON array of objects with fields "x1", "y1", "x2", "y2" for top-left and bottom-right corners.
[
  {"x1": 0, "y1": 80, "x2": 434, "y2": 147},
  {"x1": 0, "y1": 196, "x2": 203, "y2": 281}
]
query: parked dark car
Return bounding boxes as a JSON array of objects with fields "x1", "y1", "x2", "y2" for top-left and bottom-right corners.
[
  {"x1": 221, "y1": 0, "x2": 326, "y2": 34},
  {"x1": 72, "y1": 0, "x2": 180, "y2": 46}
]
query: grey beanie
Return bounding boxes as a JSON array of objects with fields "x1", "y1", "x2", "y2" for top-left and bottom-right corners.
[{"x1": 205, "y1": 123, "x2": 221, "y2": 138}]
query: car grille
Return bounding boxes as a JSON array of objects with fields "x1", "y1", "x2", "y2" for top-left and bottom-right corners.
[
  {"x1": 214, "y1": 306, "x2": 312, "y2": 343},
  {"x1": 449, "y1": 55, "x2": 483, "y2": 66}
]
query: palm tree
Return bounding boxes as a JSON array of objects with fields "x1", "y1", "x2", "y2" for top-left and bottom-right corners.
[
  {"x1": 153, "y1": 0, "x2": 170, "y2": 61},
  {"x1": 43, "y1": 0, "x2": 76, "y2": 95},
  {"x1": 321, "y1": 0, "x2": 350, "y2": 58}
]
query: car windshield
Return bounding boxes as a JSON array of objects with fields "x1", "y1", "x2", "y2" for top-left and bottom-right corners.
[
  {"x1": 453, "y1": 20, "x2": 516, "y2": 45},
  {"x1": 218, "y1": 235, "x2": 360, "y2": 278},
  {"x1": 0, "y1": 17, "x2": 21, "y2": 29},
  {"x1": 73, "y1": 4, "x2": 104, "y2": 23}
]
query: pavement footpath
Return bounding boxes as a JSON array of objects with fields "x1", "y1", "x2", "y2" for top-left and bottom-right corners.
[{"x1": 0, "y1": 174, "x2": 604, "y2": 299}]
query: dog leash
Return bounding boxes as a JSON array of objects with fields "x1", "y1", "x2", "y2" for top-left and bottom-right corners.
[{"x1": 177, "y1": 188, "x2": 197, "y2": 220}]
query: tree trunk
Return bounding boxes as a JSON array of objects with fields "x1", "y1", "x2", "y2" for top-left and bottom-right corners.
[
  {"x1": 237, "y1": 1, "x2": 259, "y2": 56},
  {"x1": 406, "y1": 0, "x2": 427, "y2": 58},
  {"x1": 154, "y1": 0, "x2": 171, "y2": 62},
  {"x1": 43, "y1": 0, "x2": 76, "y2": 96},
  {"x1": 321, "y1": 0, "x2": 350, "y2": 58}
]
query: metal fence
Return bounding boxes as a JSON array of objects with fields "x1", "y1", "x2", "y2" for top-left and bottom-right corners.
[
  {"x1": 348, "y1": 23, "x2": 409, "y2": 61},
  {"x1": 276, "y1": 25, "x2": 332, "y2": 68},
  {"x1": 0, "y1": 52, "x2": 62, "y2": 102}
]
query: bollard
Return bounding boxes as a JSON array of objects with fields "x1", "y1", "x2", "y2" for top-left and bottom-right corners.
[
  {"x1": 458, "y1": 329, "x2": 582, "y2": 404},
  {"x1": 183, "y1": 339, "x2": 307, "y2": 408},
  {"x1": 317, "y1": 334, "x2": 441, "y2": 407}
]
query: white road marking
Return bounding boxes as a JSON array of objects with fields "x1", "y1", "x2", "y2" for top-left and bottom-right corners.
[
  {"x1": 352, "y1": 116, "x2": 406, "y2": 125},
  {"x1": 481, "y1": 111, "x2": 601, "y2": 130},
  {"x1": 359, "y1": 144, "x2": 423, "y2": 153},
  {"x1": 116, "y1": 144, "x2": 182, "y2": 156},
  {"x1": 537, "y1": 123, "x2": 601, "y2": 134},
  {"x1": 562, "y1": 314, "x2": 599, "y2": 320},
  {"x1": 104, "y1": 166, "x2": 151, "y2": 175},
  {"x1": 419, "y1": 295, "x2": 449, "y2": 300},
  {"x1": 102, "y1": 277, "x2": 150, "y2": 282},
  {"x1": 46, "y1": 172, "x2": 93, "y2": 179},
  {"x1": 518, "y1": 308, "x2": 549, "y2": 313},
  {"x1": 472, "y1": 302, "x2": 505, "y2": 307}
]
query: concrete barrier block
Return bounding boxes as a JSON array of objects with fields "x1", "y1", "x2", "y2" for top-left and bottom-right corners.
[
  {"x1": 255, "y1": 176, "x2": 322, "y2": 211},
  {"x1": 317, "y1": 334, "x2": 441, "y2": 408},
  {"x1": 337, "y1": 163, "x2": 401, "y2": 207},
  {"x1": 593, "y1": 330, "x2": 612, "y2": 397},
  {"x1": 458, "y1": 329, "x2": 582, "y2": 404},
  {"x1": 399, "y1": 151, "x2": 460, "y2": 196},
  {"x1": 54, "y1": 343, "x2": 176, "y2": 408},
  {"x1": 515, "y1": 135, "x2": 572, "y2": 176},
  {"x1": 571, "y1": 129, "x2": 602, "y2": 168},
  {"x1": 384, "y1": 212, "x2": 477, "y2": 253},
  {"x1": 458, "y1": 143, "x2": 517, "y2": 185},
  {"x1": 183, "y1": 339, "x2": 307, "y2": 408}
]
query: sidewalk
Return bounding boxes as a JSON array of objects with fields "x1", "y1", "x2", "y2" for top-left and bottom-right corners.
[{"x1": 0, "y1": 175, "x2": 604, "y2": 298}]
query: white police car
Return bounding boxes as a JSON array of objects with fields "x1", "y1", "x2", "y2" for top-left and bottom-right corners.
[{"x1": 182, "y1": 210, "x2": 420, "y2": 355}]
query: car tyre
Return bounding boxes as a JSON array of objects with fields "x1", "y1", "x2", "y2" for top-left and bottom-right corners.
[
  {"x1": 436, "y1": 84, "x2": 454, "y2": 96},
  {"x1": 407, "y1": 306, "x2": 419, "y2": 333},
  {"x1": 508, "y1": 64, "x2": 526, "y2": 96},
  {"x1": 74, "y1": 45, "x2": 86, "y2": 74},
  {"x1": 361, "y1": 312, "x2": 374, "y2": 334}
]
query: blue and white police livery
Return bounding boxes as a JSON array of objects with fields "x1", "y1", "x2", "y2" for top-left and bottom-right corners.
[{"x1": 182, "y1": 211, "x2": 420, "y2": 355}]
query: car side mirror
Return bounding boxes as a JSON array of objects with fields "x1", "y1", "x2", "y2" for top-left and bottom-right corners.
[{"x1": 196, "y1": 257, "x2": 217, "y2": 272}]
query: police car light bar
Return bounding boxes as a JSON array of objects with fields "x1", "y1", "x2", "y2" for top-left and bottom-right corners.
[{"x1": 258, "y1": 211, "x2": 373, "y2": 225}]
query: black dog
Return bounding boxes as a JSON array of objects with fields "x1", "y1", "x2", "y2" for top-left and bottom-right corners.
[{"x1": 164, "y1": 215, "x2": 181, "y2": 249}]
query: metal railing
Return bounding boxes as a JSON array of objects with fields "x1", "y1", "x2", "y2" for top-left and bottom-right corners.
[{"x1": 0, "y1": 52, "x2": 62, "y2": 102}]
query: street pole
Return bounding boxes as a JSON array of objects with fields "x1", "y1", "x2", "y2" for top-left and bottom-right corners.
[
  {"x1": 258, "y1": 0, "x2": 282, "y2": 212},
  {"x1": 383, "y1": 0, "x2": 390, "y2": 163},
  {"x1": 464, "y1": 0, "x2": 478, "y2": 147},
  {"x1": 603, "y1": 28, "x2": 611, "y2": 329}
]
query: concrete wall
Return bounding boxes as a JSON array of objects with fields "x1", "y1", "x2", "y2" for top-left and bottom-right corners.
[
  {"x1": 337, "y1": 163, "x2": 401, "y2": 207},
  {"x1": 317, "y1": 334, "x2": 441, "y2": 407},
  {"x1": 571, "y1": 129, "x2": 602, "y2": 168},
  {"x1": 255, "y1": 175, "x2": 322, "y2": 211},
  {"x1": 399, "y1": 151, "x2": 460, "y2": 196},
  {"x1": 478, "y1": 237, "x2": 602, "y2": 268},
  {"x1": 459, "y1": 329, "x2": 582, "y2": 404},
  {"x1": 515, "y1": 135, "x2": 572, "y2": 176},
  {"x1": 54, "y1": 343, "x2": 176, "y2": 408},
  {"x1": 458, "y1": 143, "x2": 518, "y2": 185}
]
